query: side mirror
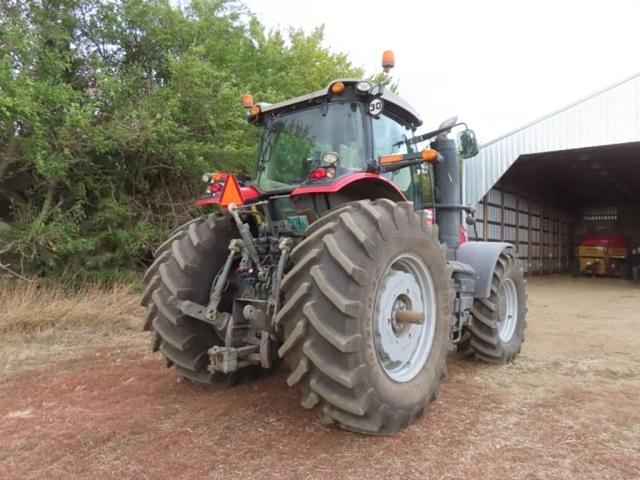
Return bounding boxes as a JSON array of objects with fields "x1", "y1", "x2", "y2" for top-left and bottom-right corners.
[{"x1": 457, "y1": 129, "x2": 478, "y2": 159}]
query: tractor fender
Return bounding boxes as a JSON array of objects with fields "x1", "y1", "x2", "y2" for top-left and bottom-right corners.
[
  {"x1": 290, "y1": 173, "x2": 406, "y2": 202},
  {"x1": 455, "y1": 241, "x2": 515, "y2": 299}
]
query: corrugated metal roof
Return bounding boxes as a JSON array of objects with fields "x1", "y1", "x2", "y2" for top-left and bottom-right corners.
[{"x1": 464, "y1": 72, "x2": 640, "y2": 204}]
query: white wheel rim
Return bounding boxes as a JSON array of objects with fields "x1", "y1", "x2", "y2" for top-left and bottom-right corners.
[
  {"x1": 373, "y1": 253, "x2": 436, "y2": 383},
  {"x1": 497, "y1": 278, "x2": 518, "y2": 342}
]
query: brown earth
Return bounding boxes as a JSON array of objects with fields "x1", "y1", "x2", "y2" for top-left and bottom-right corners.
[{"x1": 1, "y1": 276, "x2": 639, "y2": 479}]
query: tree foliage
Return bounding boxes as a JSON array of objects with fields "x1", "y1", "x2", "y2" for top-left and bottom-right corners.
[{"x1": 0, "y1": 0, "x2": 362, "y2": 282}]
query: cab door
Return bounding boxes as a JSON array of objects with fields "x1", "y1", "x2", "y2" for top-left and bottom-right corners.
[{"x1": 371, "y1": 113, "x2": 424, "y2": 207}]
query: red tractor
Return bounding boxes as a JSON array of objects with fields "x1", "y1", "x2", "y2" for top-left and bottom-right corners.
[{"x1": 142, "y1": 52, "x2": 527, "y2": 435}]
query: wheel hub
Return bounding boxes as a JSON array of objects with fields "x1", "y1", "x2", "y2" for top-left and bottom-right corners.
[
  {"x1": 390, "y1": 295, "x2": 412, "y2": 334},
  {"x1": 373, "y1": 253, "x2": 436, "y2": 383},
  {"x1": 497, "y1": 277, "x2": 518, "y2": 342}
]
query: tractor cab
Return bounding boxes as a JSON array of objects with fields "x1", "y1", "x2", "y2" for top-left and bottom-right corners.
[
  {"x1": 248, "y1": 79, "x2": 422, "y2": 200},
  {"x1": 197, "y1": 53, "x2": 477, "y2": 211},
  {"x1": 198, "y1": 51, "x2": 479, "y2": 217},
  {"x1": 250, "y1": 78, "x2": 424, "y2": 203}
]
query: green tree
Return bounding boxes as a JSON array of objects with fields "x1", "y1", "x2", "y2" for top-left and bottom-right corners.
[{"x1": 0, "y1": 0, "x2": 363, "y2": 282}]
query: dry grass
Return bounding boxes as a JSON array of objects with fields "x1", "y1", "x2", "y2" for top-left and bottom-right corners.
[
  {"x1": 0, "y1": 280, "x2": 142, "y2": 334},
  {"x1": 0, "y1": 280, "x2": 145, "y2": 379}
]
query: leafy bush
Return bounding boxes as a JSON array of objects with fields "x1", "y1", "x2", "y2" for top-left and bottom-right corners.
[{"x1": 0, "y1": 0, "x2": 362, "y2": 282}]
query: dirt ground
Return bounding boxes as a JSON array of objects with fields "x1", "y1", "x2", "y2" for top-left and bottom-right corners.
[{"x1": 1, "y1": 276, "x2": 639, "y2": 479}]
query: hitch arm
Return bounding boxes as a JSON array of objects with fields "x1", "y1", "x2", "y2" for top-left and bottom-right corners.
[
  {"x1": 227, "y1": 203, "x2": 262, "y2": 271},
  {"x1": 206, "y1": 239, "x2": 242, "y2": 321}
]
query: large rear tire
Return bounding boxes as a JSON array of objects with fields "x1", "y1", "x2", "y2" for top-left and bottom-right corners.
[
  {"x1": 275, "y1": 199, "x2": 453, "y2": 435},
  {"x1": 458, "y1": 248, "x2": 527, "y2": 363},
  {"x1": 141, "y1": 214, "x2": 236, "y2": 385}
]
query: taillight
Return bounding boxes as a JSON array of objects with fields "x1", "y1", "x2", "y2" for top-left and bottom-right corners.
[
  {"x1": 209, "y1": 183, "x2": 222, "y2": 194},
  {"x1": 459, "y1": 224, "x2": 468, "y2": 244},
  {"x1": 308, "y1": 168, "x2": 327, "y2": 180},
  {"x1": 424, "y1": 209, "x2": 434, "y2": 225}
]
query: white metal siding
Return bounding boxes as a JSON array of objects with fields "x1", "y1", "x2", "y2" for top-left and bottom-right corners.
[{"x1": 465, "y1": 73, "x2": 640, "y2": 204}]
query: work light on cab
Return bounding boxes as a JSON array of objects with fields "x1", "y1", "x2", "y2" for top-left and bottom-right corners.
[
  {"x1": 250, "y1": 105, "x2": 261, "y2": 116},
  {"x1": 330, "y1": 81, "x2": 345, "y2": 94},
  {"x1": 322, "y1": 152, "x2": 339, "y2": 165},
  {"x1": 356, "y1": 81, "x2": 371, "y2": 93},
  {"x1": 241, "y1": 94, "x2": 254, "y2": 108},
  {"x1": 247, "y1": 103, "x2": 262, "y2": 122},
  {"x1": 421, "y1": 149, "x2": 438, "y2": 162},
  {"x1": 382, "y1": 50, "x2": 395, "y2": 72}
]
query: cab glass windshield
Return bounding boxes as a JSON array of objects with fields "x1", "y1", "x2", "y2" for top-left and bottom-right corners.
[
  {"x1": 373, "y1": 113, "x2": 416, "y2": 197},
  {"x1": 256, "y1": 102, "x2": 365, "y2": 191}
]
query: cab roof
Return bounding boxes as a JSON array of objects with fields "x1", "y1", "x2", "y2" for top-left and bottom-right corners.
[{"x1": 259, "y1": 79, "x2": 423, "y2": 129}]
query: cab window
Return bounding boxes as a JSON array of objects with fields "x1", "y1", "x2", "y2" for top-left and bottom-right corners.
[
  {"x1": 372, "y1": 114, "x2": 414, "y2": 157},
  {"x1": 372, "y1": 114, "x2": 420, "y2": 203}
]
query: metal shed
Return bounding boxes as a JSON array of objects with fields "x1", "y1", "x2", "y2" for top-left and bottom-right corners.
[{"x1": 463, "y1": 73, "x2": 640, "y2": 275}]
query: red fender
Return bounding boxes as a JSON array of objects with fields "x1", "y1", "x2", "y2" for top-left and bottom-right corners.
[{"x1": 290, "y1": 172, "x2": 406, "y2": 201}]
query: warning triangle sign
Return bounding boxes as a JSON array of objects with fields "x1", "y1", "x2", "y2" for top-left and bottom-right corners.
[{"x1": 219, "y1": 174, "x2": 244, "y2": 207}]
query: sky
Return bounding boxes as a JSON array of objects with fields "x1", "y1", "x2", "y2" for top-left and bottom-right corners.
[{"x1": 245, "y1": 0, "x2": 640, "y2": 143}]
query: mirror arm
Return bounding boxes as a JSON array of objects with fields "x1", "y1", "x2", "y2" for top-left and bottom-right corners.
[
  {"x1": 378, "y1": 158, "x2": 422, "y2": 173},
  {"x1": 404, "y1": 122, "x2": 468, "y2": 147},
  {"x1": 377, "y1": 153, "x2": 443, "y2": 173}
]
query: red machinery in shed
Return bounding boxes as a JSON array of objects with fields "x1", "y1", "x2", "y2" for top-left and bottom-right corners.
[{"x1": 577, "y1": 234, "x2": 629, "y2": 276}]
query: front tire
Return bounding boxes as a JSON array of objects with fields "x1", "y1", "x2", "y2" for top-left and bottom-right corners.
[
  {"x1": 458, "y1": 248, "x2": 527, "y2": 363},
  {"x1": 275, "y1": 200, "x2": 453, "y2": 435}
]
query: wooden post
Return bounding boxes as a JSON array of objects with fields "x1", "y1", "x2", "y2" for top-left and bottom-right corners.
[
  {"x1": 540, "y1": 204, "x2": 545, "y2": 276},
  {"x1": 527, "y1": 197, "x2": 532, "y2": 275},
  {"x1": 553, "y1": 217, "x2": 560, "y2": 272}
]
